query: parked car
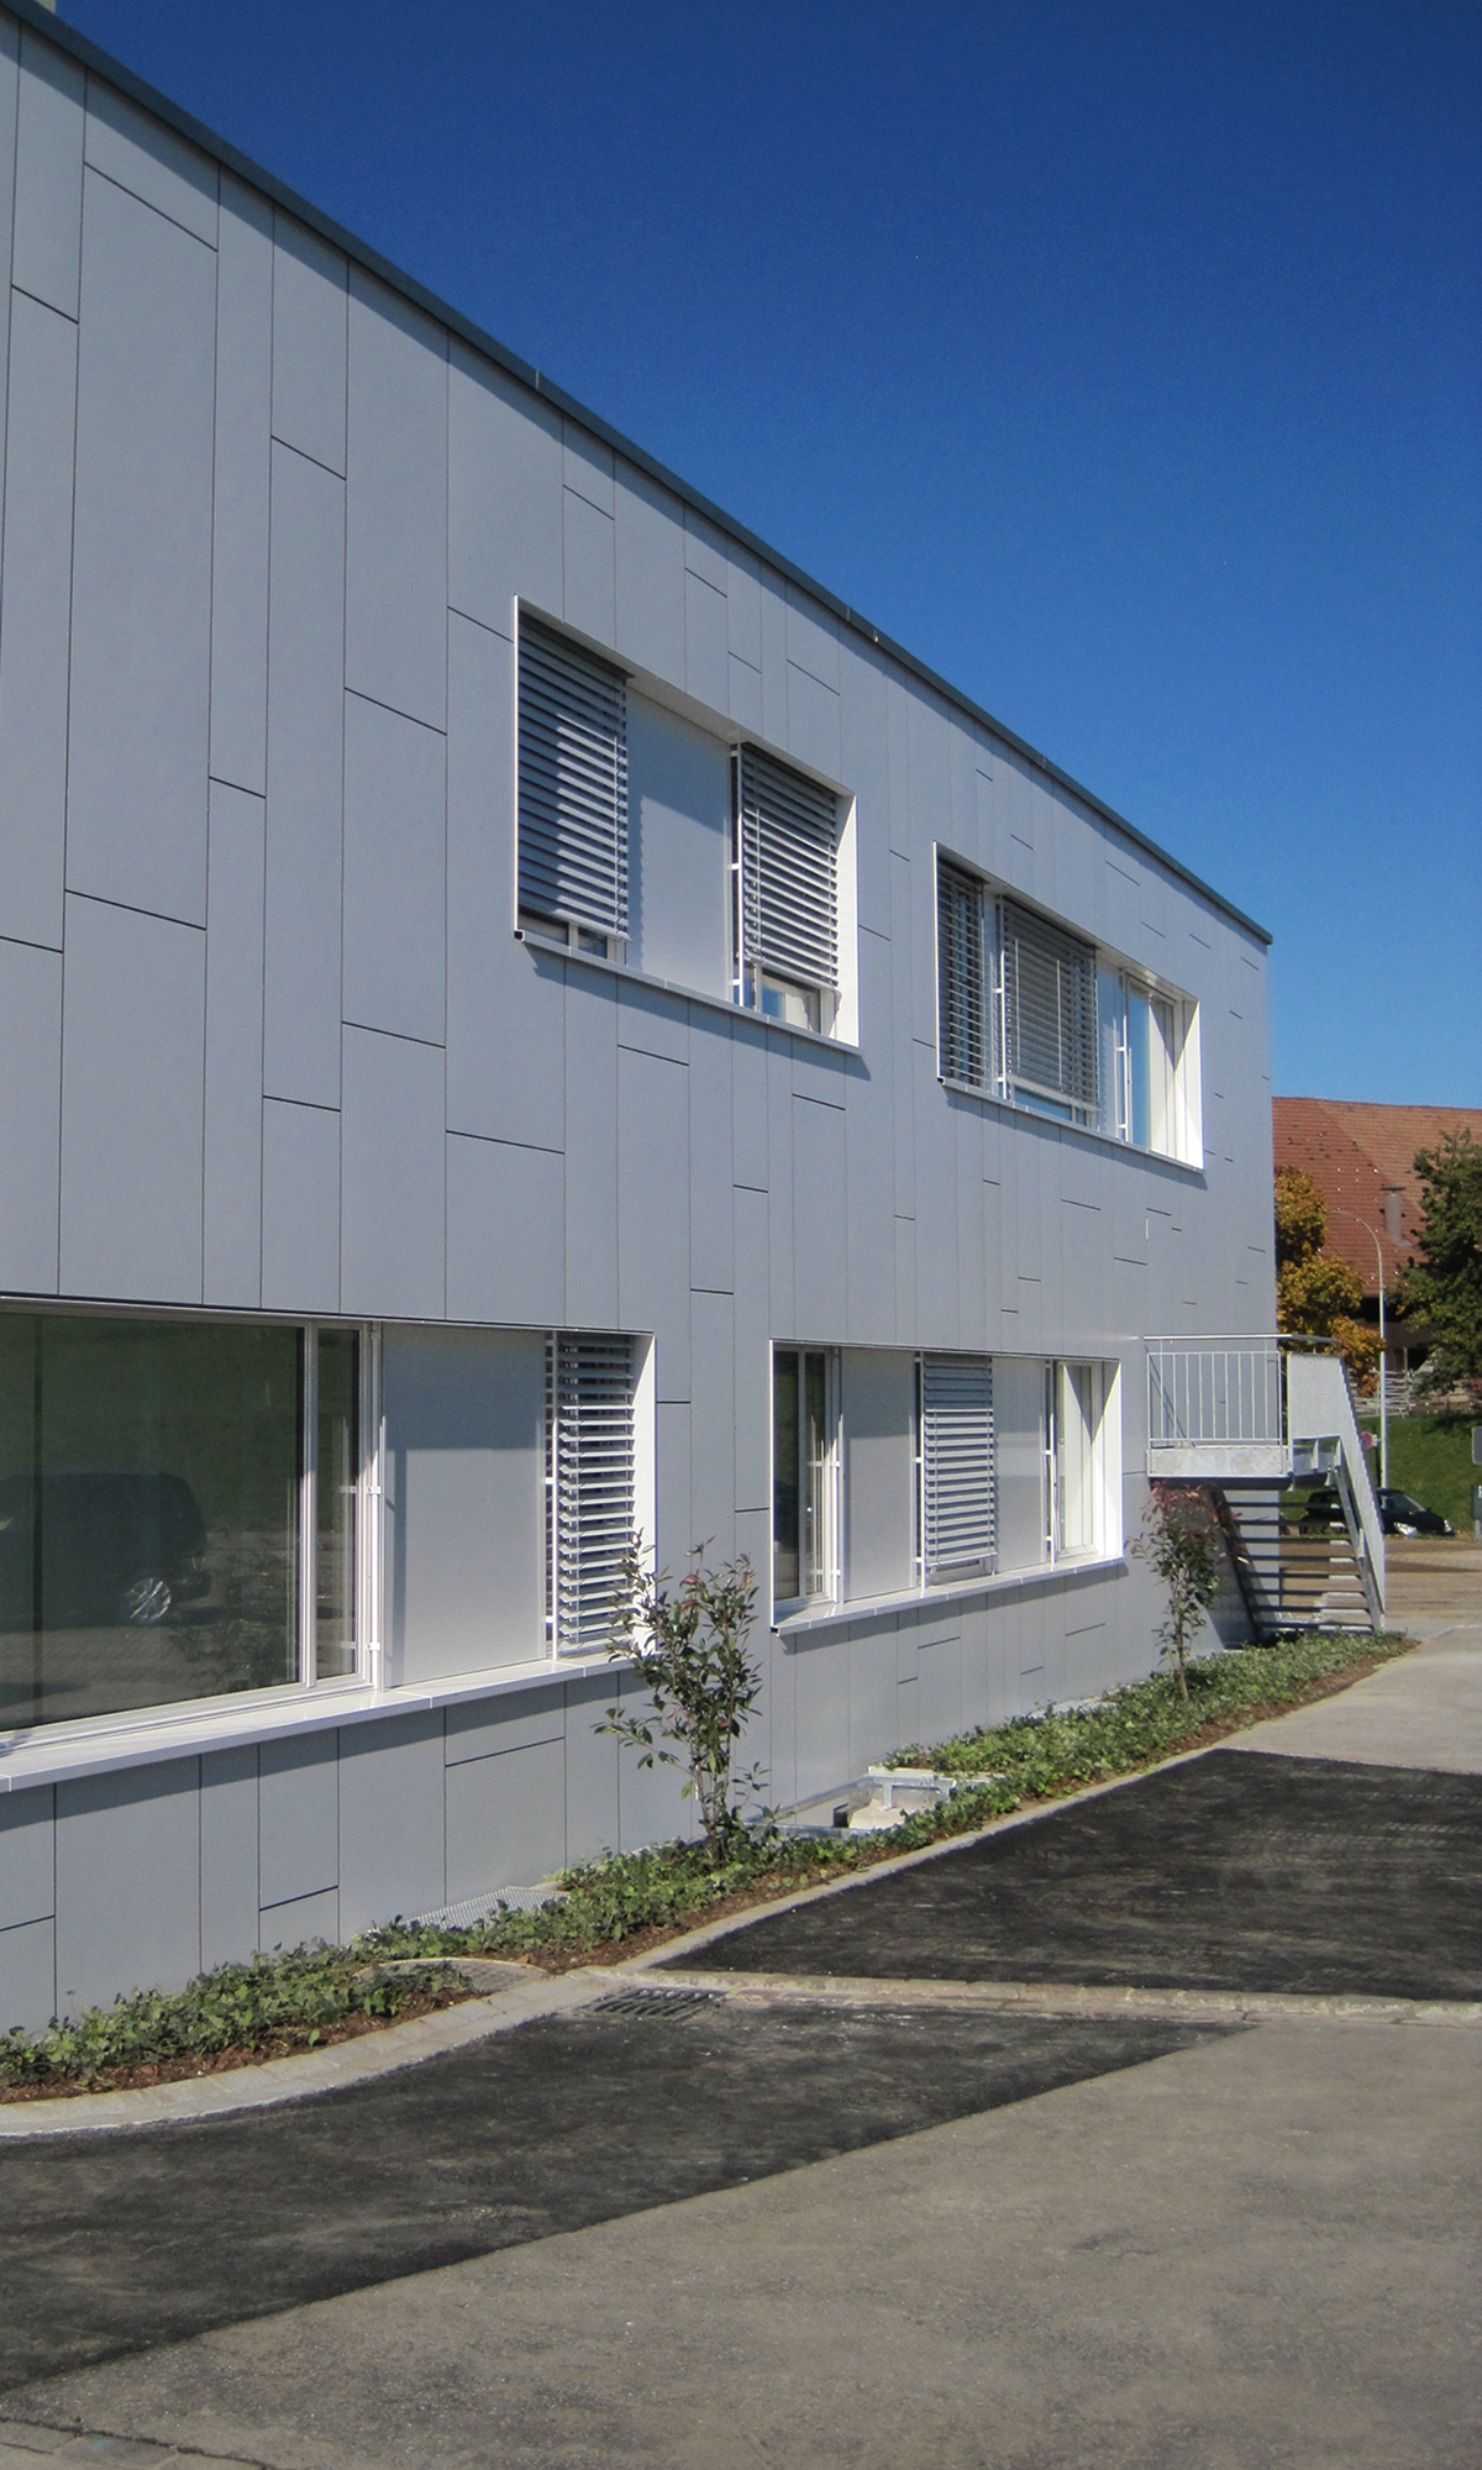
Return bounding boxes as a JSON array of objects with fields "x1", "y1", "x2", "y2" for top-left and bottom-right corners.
[
  {"x1": 0, "y1": 1469, "x2": 210, "y2": 1628},
  {"x1": 1297, "y1": 1484, "x2": 1346, "y2": 1534},
  {"x1": 1378, "y1": 1489, "x2": 1455, "y2": 1538}
]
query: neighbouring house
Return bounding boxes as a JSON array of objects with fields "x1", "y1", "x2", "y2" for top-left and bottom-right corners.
[
  {"x1": 1273, "y1": 1097, "x2": 1482, "y2": 1390},
  {"x1": 0, "y1": 0, "x2": 1303, "y2": 2033}
]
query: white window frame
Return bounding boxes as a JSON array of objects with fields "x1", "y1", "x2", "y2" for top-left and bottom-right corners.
[
  {"x1": 0, "y1": 1306, "x2": 377, "y2": 1754},
  {"x1": 516, "y1": 614, "x2": 630, "y2": 963},
  {"x1": 543, "y1": 1330, "x2": 652, "y2": 1659},
  {"x1": 916, "y1": 1351, "x2": 997, "y2": 1586},
  {"x1": 770, "y1": 1344, "x2": 841, "y2": 1617},
  {"x1": 733, "y1": 747, "x2": 853, "y2": 1040},
  {"x1": 935, "y1": 847, "x2": 1201, "y2": 1166},
  {"x1": 1045, "y1": 1359, "x2": 1121, "y2": 1564}
]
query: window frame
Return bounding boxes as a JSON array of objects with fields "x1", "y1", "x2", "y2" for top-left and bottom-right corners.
[
  {"x1": 0, "y1": 1304, "x2": 377, "y2": 1751},
  {"x1": 916, "y1": 1351, "x2": 997, "y2": 1587},
  {"x1": 771, "y1": 1344, "x2": 841, "y2": 1616},
  {"x1": 544, "y1": 1330, "x2": 651, "y2": 1659}
]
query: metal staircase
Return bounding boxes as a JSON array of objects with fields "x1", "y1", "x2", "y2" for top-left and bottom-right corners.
[{"x1": 1146, "y1": 1338, "x2": 1385, "y2": 1637}]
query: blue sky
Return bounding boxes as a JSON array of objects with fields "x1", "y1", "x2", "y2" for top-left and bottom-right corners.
[{"x1": 59, "y1": 0, "x2": 1481, "y2": 1106}]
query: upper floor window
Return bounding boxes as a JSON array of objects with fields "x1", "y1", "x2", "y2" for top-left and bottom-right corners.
[
  {"x1": 735, "y1": 747, "x2": 840, "y2": 1034},
  {"x1": 937, "y1": 855, "x2": 1200, "y2": 1164},
  {"x1": 517, "y1": 620, "x2": 630, "y2": 959}
]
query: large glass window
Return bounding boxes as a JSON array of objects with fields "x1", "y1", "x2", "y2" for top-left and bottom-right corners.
[
  {"x1": 773, "y1": 1347, "x2": 835, "y2": 1608},
  {"x1": 0, "y1": 1314, "x2": 359, "y2": 1734}
]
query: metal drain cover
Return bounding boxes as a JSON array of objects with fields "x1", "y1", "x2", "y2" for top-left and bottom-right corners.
[{"x1": 592, "y1": 1986, "x2": 720, "y2": 2020}]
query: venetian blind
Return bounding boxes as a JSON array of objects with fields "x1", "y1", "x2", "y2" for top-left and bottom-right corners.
[
  {"x1": 1000, "y1": 899, "x2": 1098, "y2": 1113},
  {"x1": 937, "y1": 859, "x2": 987, "y2": 1086},
  {"x1": 518, "y1": 620, "x2": 629, "y2": 939},
  {"x1": 738, "y1": 746, "x2": 838, "y2": 995},
  {"x1": 550, "y1": 1333, "x2": 637, "y2": 1653},
  {"x1": 920, "y1": 1353, "x2": 996, "y2": 1579}
]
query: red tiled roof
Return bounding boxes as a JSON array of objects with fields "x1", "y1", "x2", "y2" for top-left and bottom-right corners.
[{"x1": 1272, "y1": 1098, "x2": 1482, "y2": 1293}]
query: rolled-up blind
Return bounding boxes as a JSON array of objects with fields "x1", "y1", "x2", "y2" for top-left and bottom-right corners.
[
  {"x1": 518, "y1": 620, "x2": 628, "y2": 939},
  {"x1": 739, "y1": 746, "x2": 838, "y2": 994},
  {"x1": 551, "y1": 1333, "x2": 637, "y2": 1653},
  {"x1": 1000, "y1": 899, "x2": 1097, "y2": 1112},
  {"x1": 921, "y1": 1353, "x2": 996, "y2": 1578},
  {"x1": 937, "y1": 859, "x2": 987, "y2": 1086}
]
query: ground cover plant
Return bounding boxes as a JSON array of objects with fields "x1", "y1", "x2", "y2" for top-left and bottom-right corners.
[{"x1": 0, "y1": 1629, "x2": 1408, "y2": 2098}]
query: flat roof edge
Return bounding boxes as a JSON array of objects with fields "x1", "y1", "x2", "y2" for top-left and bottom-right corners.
[{"x1": 13, "y1": 0, "x2": 1271, "y2": 948}]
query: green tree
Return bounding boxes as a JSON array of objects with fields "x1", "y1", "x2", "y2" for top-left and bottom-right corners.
[
  {"x1": 1274, "y1": 1167, "x2": 1382, "y2": 1394},
  {"x1": 600, "y1": 1545, "x2": 764, "y2": 1861},
  {"x1": 1135, "y1": 1484, "x2": 1224, "y2": 1700},
  {"x1": 1397, "y1": 1128, "x2": 1482, "y2": 1396}
]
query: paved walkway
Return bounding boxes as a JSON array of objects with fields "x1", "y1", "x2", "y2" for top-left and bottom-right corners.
[{"x1": 2, "y1": 1632, "x2": 1479, "y2": 2469}]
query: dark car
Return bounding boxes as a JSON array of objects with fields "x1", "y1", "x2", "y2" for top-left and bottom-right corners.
[
  {"x1": 1297, "y1": 1483, "x2": 1346, "y2": 1533},
  {"x1": 1378, "y1": 1489, "x2": 1454, "y2": 1538},
  {"x1": 0, "y1": 1469, "x2": 210, "y2": 1629}
]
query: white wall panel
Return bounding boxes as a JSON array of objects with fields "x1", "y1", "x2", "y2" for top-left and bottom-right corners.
[
  {"x1": 791, "y1": 1094, "x2": 847, "y2": 1341},
  {"x1": 562, "y1": 487, "x2": 615, "y2": 645},
  {"x1": 203, "y1": 782, "x2": 265, "y2": 1307},
  {"x1": 261, "y1": 1097, "x2": 339, "y2": 1315},
  {"x1": 263, "y1": 443, "x2": 344, "y2": 1107},
  {"x1": 338, "y1": 1710, "x2": 446, "y2": 1933},
  {"x1": 845, "y1": 936, "x2": 896, "y2": 1344},
  {"x1": 54, "y1": 1759, "x2": 200, "y2": 2013},
  {"x1": 258, "y1": 1735, "x2": 338, "y2": 1909},
  {"x1": 83, "y1": 79, "x2": 216, "y2": 243},
  {"x1": 842, "y1": 1348, "x2": 916, "y2": 1601},
  {"x1": 446, "y1": 613, "x2": 565, "y2": 1148},
  {"x1": 732, "y1": 1185, "x2": 770, "y2": 1518},
  {"x1": 689, "y1": 1285, "x2": 735, "y2": 1559},
  {"x1": 614, "y1": 464, "x2": 685, "y2": 681},
  {"x1": 200, "y1": 1744, "x2": 258, "y2": 1971},
  {"x1": 271, "y1": 219, "x2": 346, "y2": 473},
  {"x1": 626, "y1": 692, "x2": 730, "y2": 999},
  {"x1": 726, "y1": 545, "x2": 763, "y2": 669},
  {"x1": 12, "y1": 32, "x2": 82, "y2": 320},
  {"x1": 617, "y1": 1044, "x2": 690, "y2": 1400},
  {"x1": 563, "y1": 976, "x2": 619, "y2": 1328},
  {"x1": 786, "y1": 664, "x2": 842, "y2": 783},
  {"x1": 563, "y1": 424, "x2": 613, "y2": 511},
  {"x1": 447, "y1": 348, "x2": 560, "y2": 634},
  {"x1": 346, "y1": 273, "x2": 447, "y2": 728},
  {"x1": 341, "y1": 1027, "x2": 445, "y2": 1321},
  {"x1": 446, "y1": 1132, "x2": 564, "y2": 1327},
  {"x1": 382, "y1": 1324, "x2": 546, "y2": 1683},
  {"x1": 687, "y1": 1019, "x2": 734, "y2": 1295},
  {"x1": 59, "y1": 896, "x2": 204, "y2": 1304},
  {"x1": 67, "y1": 172, "x2": 214, "y2": 924},
  {"x1": 684, "y1": 569, "x2": 728, "y2": 713},
  {"x1": 0, "y1": 290, "x2": 74, "y2": 950},
  {"x1": 731, "y1": 1016, "x2": 769, "y2": 1192},
  {"x1": 0, "y1": 1784, "x2": 54, "y2": 1931},
  {"x1": 0, "y1": 26, "x2": 17, "y2": 512},
  {"x1": 342, "y1": 693, "x2": 446, "y2": 1046},
  {"x1": 209, "y1": 176, "x2": 272, "y2": 796},
  {"x1": 0, "y1": 1916, "x2": 54, "y2": 2035},
  {"x1": 447, "y1": 1739, "x2": 566, "y2": 1902}
]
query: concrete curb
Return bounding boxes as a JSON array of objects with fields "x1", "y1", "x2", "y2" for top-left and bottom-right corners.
[
  {"x1": 0, "y1": 1645, "x2": 1421, "y2": 2138},
  {"x1": 651, "y1": 1968, "x2": 1482, "y2": 2030}
]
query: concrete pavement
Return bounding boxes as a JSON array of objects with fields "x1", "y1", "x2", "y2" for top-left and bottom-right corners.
[{"x1": 2, "y1": 1622, "x2": 1478, "y2": 2468}]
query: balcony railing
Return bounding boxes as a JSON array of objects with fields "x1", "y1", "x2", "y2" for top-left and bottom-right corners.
[{"x1": 1147, "y1": 1338, "x2": 1285, "y2": 1450}]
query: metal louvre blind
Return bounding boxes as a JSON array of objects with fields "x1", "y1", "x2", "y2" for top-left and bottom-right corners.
[
  {"x1": 937, "y1": 860, "x2": 987, "y2": 1086},
  {"x1": 1000, "y1": 899, "x2": 1098, "y2": 1112},
  {"x1": 518, "y1": 621, "x2": 628, "y2": 938},
  {"x1": 921, "y1": 1353, "x2": 996, "y2": 1577},
  {"x1": 551, "y1": 1334, "x2": 636, "y2": 1653},
  {"x1": 739, "y1": 746, "x2": 838, "y2": 992}
]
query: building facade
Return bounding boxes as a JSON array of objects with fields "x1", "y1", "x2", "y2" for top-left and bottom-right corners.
[{"x1": 0, "y1": 0, "x2": 1276, "y2": 2033}]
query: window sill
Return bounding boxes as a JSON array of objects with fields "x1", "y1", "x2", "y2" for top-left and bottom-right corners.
[
  {"x1": 518, "y1": 929, "x2": 862, "y2": 1059},
  {"x1": 0, "y1": 1652, "x2": 633, "y2": 1796},
  {"x1": 775, "y1": 1552, "x2": 1127, "y2": 1641},
  {"x1": 938, "y1": 1074, "x2": 1203, "y2": 1176}
]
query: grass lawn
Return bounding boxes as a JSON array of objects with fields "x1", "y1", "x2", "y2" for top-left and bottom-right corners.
[
  {"x1": 0, "y1": 1629, "x2": 1410, "y2": 2100},
  {"x1": 1358, "y1": 1412, "x2": 1478, "y2": 1528}
]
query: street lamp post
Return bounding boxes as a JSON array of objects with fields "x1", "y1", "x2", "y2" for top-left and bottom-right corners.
[{"x1": 1335, "y1": 1208, "x2": 1388, "y2": 1493}]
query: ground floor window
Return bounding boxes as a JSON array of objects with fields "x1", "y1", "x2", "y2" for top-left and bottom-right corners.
[
  {"x1": 546, "y1": 1332, "x2": 641, "y2": 1654},
  {"x1": 773, "y1": 1347, "x2": 837, "y2": 1610},
  {"x1": 0, "y1": 1312, "x2": 361, "y2": 1734}
]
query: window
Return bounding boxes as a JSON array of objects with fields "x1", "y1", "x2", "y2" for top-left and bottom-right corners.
[
  {"x1": 1048, "y1": 1361, "x2": 1115, "y2": 1561},
  {"x1": 736, "y1": 747, "x2": 840, "y2": 1032},
  {"x1": 546, "y1": 1332, "x2": 638, "y2": 1654},
  {"x1": 518, "y1": 618, "x2": 629, "y2": 957},
  {"x1": 772, "y1": 1347, "x2": 837, "y2": 1608},
  {"x1": 998, "y1": 899, "x2": 1099, "y2": 1124},
  {"x1": 919, "y1": 1353, "x2": 996, "y2": 1583},
  {"x1": 936, "y1": 854, "x2": 1198, "y2": 1160},
  {"x1": 0, "y1": 1313, "x2": 360, "y2": 1734}
]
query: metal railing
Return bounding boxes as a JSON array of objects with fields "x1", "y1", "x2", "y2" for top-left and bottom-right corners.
[{"x1": 1147, "y1": 1338, "x2": 1285, "y2": 1450}]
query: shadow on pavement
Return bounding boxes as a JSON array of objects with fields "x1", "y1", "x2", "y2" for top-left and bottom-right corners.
[
  {"x1": 0, "y1": 1999, "x2": 1228, "y2": 2392},
  {"x1": 678, "y1": 1751, "x2": 1482, "y2": 1999}
]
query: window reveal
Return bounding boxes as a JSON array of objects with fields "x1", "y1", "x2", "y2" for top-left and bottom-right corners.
[{"x1": 773, "y1": 1347, "x2": 835, "y2": 1606}]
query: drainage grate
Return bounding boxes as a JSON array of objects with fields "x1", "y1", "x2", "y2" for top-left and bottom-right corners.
[{"x1": 592, "y1": 1986, "x2": 721, "y2": 2021}]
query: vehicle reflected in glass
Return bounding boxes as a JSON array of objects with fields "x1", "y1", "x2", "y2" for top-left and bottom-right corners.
[{"x1": 0, "y1": 1469, "x2": 210, "y2": 1630}]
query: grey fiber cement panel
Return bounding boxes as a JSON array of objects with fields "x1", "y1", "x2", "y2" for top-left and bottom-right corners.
[
  {"x1": 0, "y1": 287, "x2": 75, "y2": 953},
  {"x1": 263, "y1": 440, "x2": 345, "y2": 1111},
  {"x1": 199, "y1": 1743, "x2": 259, "y2": 1973},
  {"x1": 257, "y1": 1734, "x2": 338, "y2": 1913},
  {"x1": 0, "y1": 1914, "x2": 54, "y2": 2035},
  {"x1": 260, "y1": 1098, "x2": 339, "y2": 1316},
  {"x1": 83, "y1": 75, "x2": 218, "y2": 245},
  {"x1": 345, "y1": 271, "x2": 448, "y2": 733},
  {"x1": 447, "y1": 346, "x2": 561, "y2": 635},
  {"x1": 445, "y1": 1133, "x2": 564, "y2": 1329},
  {"x1": 209, "y1": 175, "x2": 273, "y2": 799},
  {"x1": 341, "y1": 692, "x2": 447, "y2": 1049},
  {"x1": 12, "y1": 29, "x2": 82, "y2": 321},
  {"x1": 444, "y1": 1735, "x2": 566, "y2": 1907},
  {"x1": 66, "y1": 167, "x2": 215, "y2": 929},
  {"x1": 339, "y1": 1027, "x2": 445, "y2": 1323},
  {"x1": 271, "y1": 218, "x2": 347, "y2": 476},
  {"x1": 0, "y1": 933, "x2": 61, "y2": 1293},
  {"x1": 203, "y1": 782, "x2": 266, "y2": 1309},
  {"x1": 58, "y1": 896, "x2": 205, "y2": 1306},
  {"x1": 337, "y1": 1710, "x2": 446, "y2": 1936},
  {"x1": 53, "y1": 1757, "x2": 201, "y2": 2015},
  {"x1": 0, "y1": 1785, "x2": 55, "y2": 1932}
]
